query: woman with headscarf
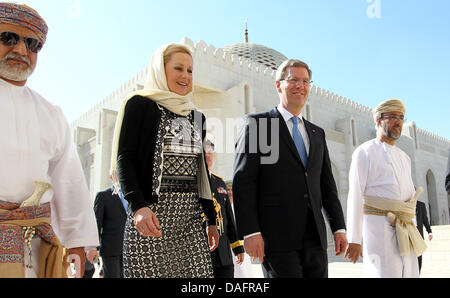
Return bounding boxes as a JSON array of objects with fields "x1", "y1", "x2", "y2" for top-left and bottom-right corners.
[{"x1": 110, "y1": 43, "x2": 219, "y2": 278}]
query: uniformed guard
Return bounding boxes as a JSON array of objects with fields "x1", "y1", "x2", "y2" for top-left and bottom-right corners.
[{"x1": 204, "y1": 137, "x2": 245, "y2": 278}]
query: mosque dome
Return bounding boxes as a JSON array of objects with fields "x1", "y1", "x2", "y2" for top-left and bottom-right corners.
[{"x1": 221, "y1": 42, "x2": 288, "y2": 71}]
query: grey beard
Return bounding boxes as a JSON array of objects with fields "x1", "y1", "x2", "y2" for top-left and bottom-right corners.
[
  {"x1": 382, "y1": 122, "x2": 401, "y2": 140},
  {"x1": 0, "y1": 53, "x2": 35, "y2": 82}
]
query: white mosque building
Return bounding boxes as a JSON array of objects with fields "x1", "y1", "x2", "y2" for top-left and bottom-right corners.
[{"x1": 70, "y1": 36, "x2": 450, "y2": 244}]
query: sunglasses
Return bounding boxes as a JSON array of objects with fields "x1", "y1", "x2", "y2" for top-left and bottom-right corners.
[{"x1": 0, "y1": 31, "x2": 43, "y2": 53}]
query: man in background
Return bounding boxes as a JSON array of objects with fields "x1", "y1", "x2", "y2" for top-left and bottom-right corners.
[
  {"x1": 87, "y1": 185, "x2": 127, "y2": 278},
  {"x1": 415, "y1": 200, "x2": 432, "y2": 274},
  {"x1": 446, "y1": 150, "x2": 450, "y2": 195},
  {"x1": 204, "y1": 138, "x2": 245, "y2": 278}
]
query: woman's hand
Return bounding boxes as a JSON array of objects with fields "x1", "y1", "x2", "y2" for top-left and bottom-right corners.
[
  {"x1": 207, "y1": 225, "x2": 219, "y2": 251},
  {"x1": 134, "y1": 207, "x2": 162, "y2": 238}
]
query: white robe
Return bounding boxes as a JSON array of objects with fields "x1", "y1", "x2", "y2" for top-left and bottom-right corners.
[
  {"x1": 0, "y1": 78, "x2": 99, "y2": 277},
  {"x1": 347, "y1": 138, "x2": 419, "y2": 278}
]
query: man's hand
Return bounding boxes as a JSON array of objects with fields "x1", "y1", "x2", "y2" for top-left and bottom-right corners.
[
  {"x1": 244, "y1": 234, "x2": 265, "y2": 263},
  {"x1": 134, "y1": 207, "x2": 162, "y2": 238},
  {"x1": 334, "y1": 232, "x2": 348, "y2": 256},
  {"x1": 345, "y1": 243, "x2": 363, "y2": 264},
  {"x1": 235, "y1": 253, "x2": 245, "y2": 265},
  {"x1": 67, "y1": 247, "x2": 86, "y2": 278},
  {"x1": 86, "y1": 249, "x2": 99, "y2": 264},
  {"x1": 207, "y1": 225, "x2": 219, "y2": 251}
]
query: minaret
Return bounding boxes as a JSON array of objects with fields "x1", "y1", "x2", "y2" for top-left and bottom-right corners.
[{"x1": 245, "y1": 19, "x2": 249, "y2": 43}]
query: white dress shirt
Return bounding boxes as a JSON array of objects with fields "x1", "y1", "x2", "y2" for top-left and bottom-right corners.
[{"x1": 277, "y1": 104, "x2": 310, "y2": 155}]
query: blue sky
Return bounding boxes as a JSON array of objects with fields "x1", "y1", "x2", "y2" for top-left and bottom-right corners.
[{"x1": 19, "y1": 0, "x2": 450, "y2": 140}]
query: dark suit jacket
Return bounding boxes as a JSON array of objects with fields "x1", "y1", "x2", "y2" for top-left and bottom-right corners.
[
  {"x1": 210, "y1": 173, "x2": 244, "y2": 267},
  {"x1": 233, "y1": 107, "x2": 346, "y2": 252},
  {"x1": 416, "y1": 201, "x2": 432, "y2": 238},
  {"x1": 93, "y1": 186, "x2": 127, "y2": 257},
  {"x1": 446, "y1": 152, "x2": 450, "y2": 194}
]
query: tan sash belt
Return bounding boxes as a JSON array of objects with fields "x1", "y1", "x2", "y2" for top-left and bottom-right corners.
[{"x1": 363, "y1": 187, "x2": 427, "y2": 257}]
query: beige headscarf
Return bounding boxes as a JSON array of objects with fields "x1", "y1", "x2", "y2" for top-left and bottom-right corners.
[
  {"x1": 373, "y1": 98, "x2": 406, "y2": 123},
  {"x1": 110, "y1": 43, "x2": 212, "y2": 201},
  {"x1": 133, "y1": 42, "x2": 198, "y2": 115}
]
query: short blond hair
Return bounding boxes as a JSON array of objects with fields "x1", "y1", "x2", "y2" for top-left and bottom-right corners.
[
  {"x1": 275, "y1": 59, "x2": 312, "y2": 82},
  {"x1": 163, "y1": 44, "x2": 193, "y2": 65}
]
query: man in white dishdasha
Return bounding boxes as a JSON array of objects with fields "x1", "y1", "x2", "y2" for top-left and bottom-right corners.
[
  {"x1": 0, "y1": 2, "x2": 99, "y2": 278},
  {"x1": 345, "y1": 99, "x2": 426, "y2": 278}
]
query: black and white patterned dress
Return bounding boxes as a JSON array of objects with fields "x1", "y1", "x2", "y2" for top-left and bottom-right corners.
[{"x1": 123, "y1": 106, "x2": 213, "y2": 278}]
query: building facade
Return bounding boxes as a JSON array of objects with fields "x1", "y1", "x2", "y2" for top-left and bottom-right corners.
[{"x1": 70, "y1": 38, "x2": 450, "y2": 244}]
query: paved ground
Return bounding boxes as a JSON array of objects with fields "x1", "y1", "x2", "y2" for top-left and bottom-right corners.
[
  {"x1": 89, "y1": 225, "x2": 449, "y2": 278},
  {"x1": 245, "y1": 225, "x2": 450, "y2": 278},
  {"x1": 419, "y1": 225, "x2": 450, "y2": 278},
  {"x1": 328, "y1": 225, "x2": 450, "y2": 278}
]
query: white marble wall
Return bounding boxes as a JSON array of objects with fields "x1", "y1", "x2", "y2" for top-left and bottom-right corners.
[{"x1": 70, "y1": 37, "x2": 450, "y2": 230}]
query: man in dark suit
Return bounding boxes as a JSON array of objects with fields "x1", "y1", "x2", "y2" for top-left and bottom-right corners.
[
  {"x1": 446, "y1": 150, "x2": 450, "y2": 195},
  {"x1": 446, "y1": 151, "x2": 450, "y2": 220},
  {"x1": 86, "y1": 186, "x2": 127, "y2": 278},
  {"x1": 82, "y1": 256, "x2": 96, "y2": 278},
  {"x1": 233, "y1": 59, "x2": 348, "y2": 278},
  {"x1": 416, "y1": 200, "x2": 433, "y2": 273},
  {"x1": 204, "y1": 138, "x2": 245, "y2": 278}
]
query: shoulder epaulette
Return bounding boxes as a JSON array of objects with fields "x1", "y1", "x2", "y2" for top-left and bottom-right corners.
[{"x1": 211, "y1": 172, "x2": 224, "y2": 180}]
